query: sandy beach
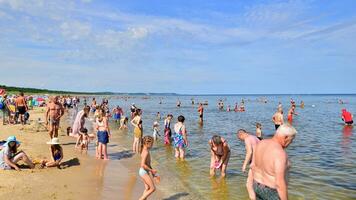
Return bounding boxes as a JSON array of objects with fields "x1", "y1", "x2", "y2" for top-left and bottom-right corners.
[{"x1": 0, "y1": 107, "x2": 165, "y2": 200}]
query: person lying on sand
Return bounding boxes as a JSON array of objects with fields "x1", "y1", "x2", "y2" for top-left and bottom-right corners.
[{"x1": 0, "y1": 136, "x2": 34, "y2": 171}]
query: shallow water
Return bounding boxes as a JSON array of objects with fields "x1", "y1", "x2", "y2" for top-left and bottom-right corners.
[{"x1": 87, "y1": 95, "x2": 356, "y2": 199}]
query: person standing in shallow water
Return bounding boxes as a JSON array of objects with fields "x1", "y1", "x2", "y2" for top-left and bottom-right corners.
[
  {"x1": 272, "y1": 107, "x2": 284, "y2": 130},
  {"x1": 131, "y1": 109, "x2": 143, "y2": 153},
  {"x1": 209, "y1": 135, "x2": 230, "y2": 178},
  {"x1": 251, "y1": 124, "x2": 297, "y2": 200},
  {"x1": 198, "y1": 103, "x2": 204, "y2": 124},
  {"x1": 173, "y1": 115, "x2": 188, "y2": 160},
  {"x1": 287, "y1": 105, "x2": 298, "y2": 124},
  {"x1": 237, "y1": 129, "x2": 260, "y2": 200},
  {"x1": 163, "y1": 114, "x2": 173, "y2": 145}
]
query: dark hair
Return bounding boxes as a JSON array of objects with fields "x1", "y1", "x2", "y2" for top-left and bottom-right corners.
[
  {"x1": 211, "y1": 135, "x2": 222, "y2": 145},
  {"x1": 19, "y1": 92, "x2": 24, "y2": 96},
  {"x1": 178, "y1": 115, "x2": 185, "y2": 122},
  {"x1": 256, "y1": 123, "x2": 262, "y2": 128},
  {"x1": 238, "y1": 129, "x2": 247, "y2": 133},
  {"x1": 80, "y1": 127, "x2": 88, "y2": 133}
]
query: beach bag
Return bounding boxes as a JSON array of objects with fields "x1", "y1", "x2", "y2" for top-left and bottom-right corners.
[{"x1": 0, "y1": 102, "x2": 4, "y2": 110}]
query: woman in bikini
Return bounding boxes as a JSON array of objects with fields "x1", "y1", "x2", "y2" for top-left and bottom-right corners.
[
  {"x1": 209, "y1": 135, "x2": 231, "y2": 178},
  {"x1": 172, "y1": 115, "x2": 188, "y2": 160},
  {"x1": 131, "y1": 109, "x2": 143, "y2": 153}
]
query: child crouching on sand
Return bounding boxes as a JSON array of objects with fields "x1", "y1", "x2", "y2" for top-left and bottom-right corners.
[
  {"x1": 139, "y1": 136, "x2": 160, "y2": 200},
  {"x1": 41, "y1": 138, "x2": 63, "y2": 168}
]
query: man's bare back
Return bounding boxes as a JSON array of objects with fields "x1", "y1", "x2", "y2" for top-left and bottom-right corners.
[
  {"x1": 273, "y1": 112, "x2": 284, "y2": 125},
  {"x1": 252, "y1": 139, "x2": 288, "y2": 189}
]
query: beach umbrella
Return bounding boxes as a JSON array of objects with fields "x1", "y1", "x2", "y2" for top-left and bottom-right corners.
[
  {"x1": 37, "y1": 97, "x2": 45, "y2": 101},
  {"x1": 0, "y1": 89, "x2": 5, "y2": 96}
]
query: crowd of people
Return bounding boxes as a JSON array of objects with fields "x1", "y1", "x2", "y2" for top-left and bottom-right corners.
[{"x1": 0, "y1": 92, "x2": 354, "y2": 200}]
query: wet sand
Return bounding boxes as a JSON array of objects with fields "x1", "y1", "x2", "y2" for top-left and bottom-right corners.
[{"x1": 0, "y1": 107, "x2": 164, "y2": 200}]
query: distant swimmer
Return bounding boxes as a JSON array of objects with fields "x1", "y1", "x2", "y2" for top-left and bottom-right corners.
[
  {"x1": 191, "y1": 98, "x2": 195, "y2": 105},
  {"x1": 197, "y1": 103, "x2": 204, "y2": 123},
  {"x1": 176, "y1": 99, "x2": 181, "y2": 108},
  {"x1": 240, "y1": 101, "x2": 245, "y2": 112},
  {"x1": 217, "y1": 99, "x2": 224, "y2": 110},
  {"x1": 251, "y1": 124, "x2": 297, "y2": 200},
  {"x1": 287, "y1": 105, "x2": 298, "y2": 124},
  {"x1": 256, "y1": 123, "x2": 263, "y2": 140},
  {"x1": 234, "y1": 103, "x2": 239, "y2": 112},
  {"x1": 341, "y1": 109, "x2": 353, "y2": 125},
  {"x1": 272, "y1": 107, "x2": 284, "y2": 130},
  {"x1": 227, "y1": 105, "x2": 231, "y2": 112}
]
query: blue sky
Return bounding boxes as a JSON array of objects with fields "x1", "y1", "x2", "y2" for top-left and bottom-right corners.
[{"x1": 0, "y1": 0, "x2": 355, "y2": 94}]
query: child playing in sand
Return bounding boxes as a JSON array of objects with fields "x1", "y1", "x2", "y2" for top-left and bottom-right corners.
[
  {"x1": 41, "y1": 138, "x2": 63, "y2": 168},
  {"x1": 152, "y1": 121, "x2": 160, "y2": 141},
  {"x1": 139, "y1": 136, "x2": 159, "y2": 200},
  {"x1": 256, "y1": 122, "x2": 263, "y2": 140}
]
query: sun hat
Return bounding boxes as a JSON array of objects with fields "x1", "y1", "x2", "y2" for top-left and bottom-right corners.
[
  {"x1": 4, "y1": 136, "x2": 20, "y2": 147},
  {"x1": 46, "y1": 138, "x2": 60, "y2": 145}
]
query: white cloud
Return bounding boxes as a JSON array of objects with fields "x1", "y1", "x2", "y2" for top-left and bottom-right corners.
[{"x1": 60, "y1": 21, "x2": 91, "y2": 40}]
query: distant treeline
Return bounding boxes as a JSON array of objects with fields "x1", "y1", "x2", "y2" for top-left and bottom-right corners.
[{"x1": 0, "y1": 85, "x2": 113, "y2": 95}]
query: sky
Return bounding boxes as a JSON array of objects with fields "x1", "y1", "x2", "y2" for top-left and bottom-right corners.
[{"x1": 0, "y1": 0, "x2": 355, "y2": 94}]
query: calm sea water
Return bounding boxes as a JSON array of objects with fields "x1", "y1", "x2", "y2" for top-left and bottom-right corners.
[{"x1": 83, "y1": 95, "x2": 356, "y2": 200}]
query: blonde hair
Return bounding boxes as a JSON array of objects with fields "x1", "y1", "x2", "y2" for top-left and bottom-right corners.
[{"x1": 276, "y1": 124, "x2": 297, "y2": 136}]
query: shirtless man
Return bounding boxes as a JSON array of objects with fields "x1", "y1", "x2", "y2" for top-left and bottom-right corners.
[
  {"x1": 197, "y1": 103, "x2": 204, "y2": 123},
  {"x1": 45, "y1": 96, "x2": 64, "y2": 139},
  {"x1": 272, "y1": 107, "x2": 284, "y2": 130},
  {"x1": 251, "y1": 124, "x2": 297, "y2": 200},
  {"x1": 15, "y1": 92, "x2": 28, "y2": 125},
  {"x1": 287, "y1": 105, "x2": 298, "y2": 124},
  {"x1": 237, "y1": 129, "x2": 260, "y2": 200}
]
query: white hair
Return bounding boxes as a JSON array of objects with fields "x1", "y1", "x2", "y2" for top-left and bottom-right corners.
[{"x1": 276, "y1": 124, "x2": 297, "y2": 136}]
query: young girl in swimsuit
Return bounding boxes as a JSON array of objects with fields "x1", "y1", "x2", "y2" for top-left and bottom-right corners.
[
  {"x1": 209, "y1": 135, "x2": 230, "y2": 178},
  {"x1": 164, "y1": 114, "x2": 173, "y2": 145},
  {"x1": 131, "y1": 109, "x2": 142, "y2": 153},
  {"x1": 139, "y1": 136, "x2": 159, "y2": 200},
  {"x1": 96, "y1": 110, "x2": 111, "y2": 160},
  {"x1": 173, "y1": 115, "x2": 188, "y2": 160},
  {"x1": 41, "y1": 138, "x2": 63, "y2": 168}
]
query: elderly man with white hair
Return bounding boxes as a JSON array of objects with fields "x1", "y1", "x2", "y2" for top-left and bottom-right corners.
[{"x1": 251, "y1": 124, "x2": 297, "y2": 200}]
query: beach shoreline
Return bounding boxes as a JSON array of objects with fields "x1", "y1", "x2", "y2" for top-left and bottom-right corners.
[{"x1": 0, "y1": 107, "x2": 168, "y2": 200}]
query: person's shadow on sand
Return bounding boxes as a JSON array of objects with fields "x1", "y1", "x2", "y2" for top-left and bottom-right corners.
[
  {"x1": 162, "y1": 192, "x2": 190, "y2": 200},
  {"x1": 60, "y1": 158, "x2": 80, "y2": 169},
  {"x1": 108, "y1": 150, "x2": 134, "y2": 160}
]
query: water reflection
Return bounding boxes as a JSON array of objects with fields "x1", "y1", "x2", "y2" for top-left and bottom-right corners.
[
  {"x1": 210, "y1": 177, "x2": 230, "y2": 200},
  {"x1": 341, "y1": 125, "x2": 353, "y2": 156}
]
